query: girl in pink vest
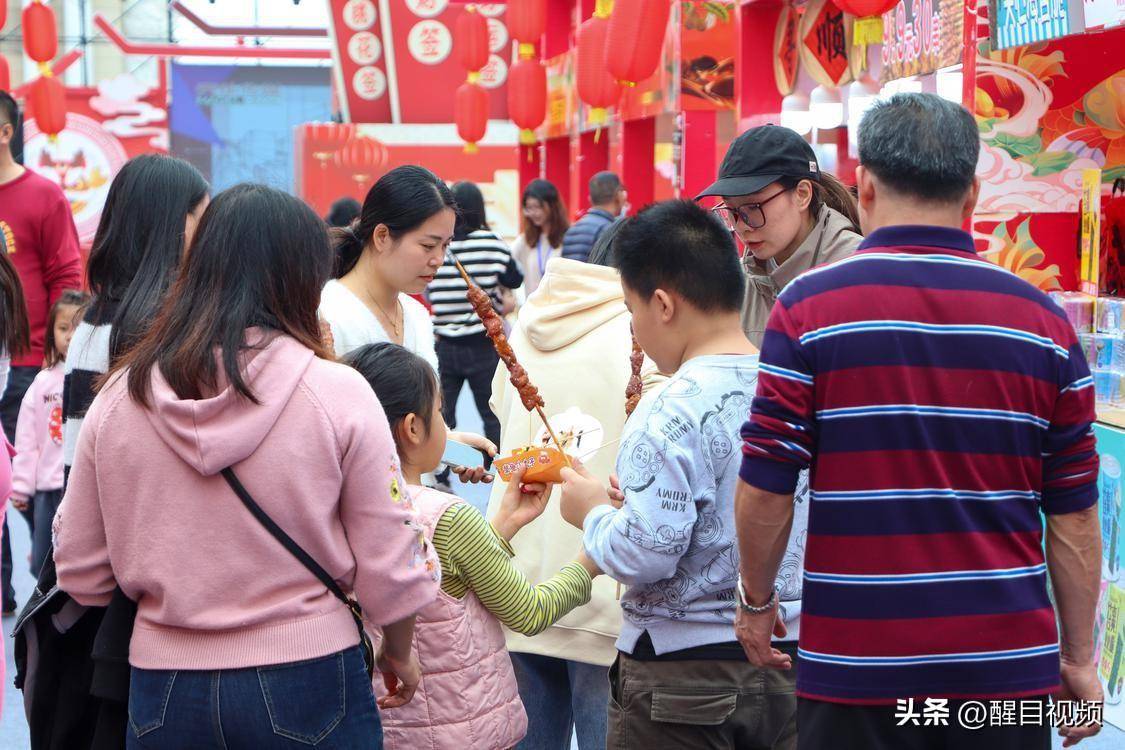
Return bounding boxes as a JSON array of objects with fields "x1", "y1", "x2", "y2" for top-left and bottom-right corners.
[{"x1": 344, "y1": 343, "x2": 602, "y2": 750}]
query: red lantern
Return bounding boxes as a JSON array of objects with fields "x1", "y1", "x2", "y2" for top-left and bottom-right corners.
[
  {"x1": 507, "y1": 57, "x2": 546, "y2": 145},
  {"x1": 455, "y1": 6, "x2": 490, "y2": 73},
  {"x1": 833, "y1": 0, "x2": 899, "y2": 44},
  {"x1": 334, "y1": 136, "x2": 388, "y2": 186},
  {"x1": 454, "y1": 82, "x2": 489, "y2": 153},
  {"x1": 306, "y1": 122, "x2": 357, "y2": 167},
  {"x1": 22, "y1": 1, "x2": 58, "y2": 64},
  {"x1": 28, "y1": 75, "x2": 66, "y2": 138},
  {"x1": 605, "y1": 0, "x2": 672, "y2": 87},
  {"x1": 0, "y1": 55, "x2": 9, "y2": 93},
  {"x1": 508, "y1": 0, "x2": 546, "y2": 53},
  {"x1": 1, "y1": 3, "x2": 7, "y2": 32},
  {"x1": 576, "y1": 4, "x2": 621, "y2": 129}
]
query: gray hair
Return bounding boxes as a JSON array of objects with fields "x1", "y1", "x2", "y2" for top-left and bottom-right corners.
[
  {"x1": 589, "y1": 171, "x2": 623, "y2": 207},
  {"x1": 858, "y1": 92, "x2": 979, "y2": 203}
]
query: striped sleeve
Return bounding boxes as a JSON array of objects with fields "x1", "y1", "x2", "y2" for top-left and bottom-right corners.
[
  {"x1": 433, "y1": 503, "x2": 592, "y2": 636},
  {"x1": 1040, "y1": 337, "x2": 1098, "y2": 515},
  {"x1": 740, "y1": 298, "x2": 816, "y2": 494}
]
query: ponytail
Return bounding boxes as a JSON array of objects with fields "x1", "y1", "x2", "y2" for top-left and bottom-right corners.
[
  {"x1": 780, "y1": 171, "x2": 861, "y2": 234},
  {"x1": 333, "y1": 166, "x2": 457, "y2": 278}
]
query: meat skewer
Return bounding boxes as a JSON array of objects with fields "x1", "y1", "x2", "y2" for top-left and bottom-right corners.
[
  {"x1": 625, "y1": 330, "x2": 644, "y2": 417},
  {"x1": 449, "y1": 253, "x2": 571, "y2": 466}
]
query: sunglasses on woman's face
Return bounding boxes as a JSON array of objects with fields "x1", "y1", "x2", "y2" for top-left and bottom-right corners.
[{"x1": 711, "y1": 188, "x2": 790, "y2": 231}]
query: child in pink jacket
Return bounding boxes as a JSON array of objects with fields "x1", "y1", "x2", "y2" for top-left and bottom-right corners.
[{"x1": 10, "y1": 290, "x2": 87, "y2": 577}]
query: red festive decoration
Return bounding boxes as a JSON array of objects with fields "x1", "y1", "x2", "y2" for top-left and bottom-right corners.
[
  {"x1": 507, "y1": 57, "x2": 547, "y2": 145},
  {"x1": 454, "y1": 82, "x2": 489, "y2": 153},
  {"x1": 0, "y1": 55, "x2": 9, "y2": 93},
  {"x1": 508, "y1": 0, "x2": 546, "y2": 56},
  {"x1": 576, "y1": 2, "x2": 621, "y2": 129},
  {"x1": 606, "y1": 0, "x2": 672, "y2": 87},
  {"x1": 306, "y1": 122, "x2": 357, "y2": 167},
  {"x1": 455, "y1": 6, "x2": 490, "y2": 73},
  {"x1": 833, "y1": 0, "x2": 899, "y2": 45},
  {"x1": 334, "y1": 136, "x2": 388, "y2": 186},
  {"x1": 28, "y1": 75, "x2": 66, "y2": 138},
  {"x1": 23, "y1": 1, "x2": 59, "y2": 64},
  {"x1": 0, "y1": 3, "x2": 7, "y2": 32}
]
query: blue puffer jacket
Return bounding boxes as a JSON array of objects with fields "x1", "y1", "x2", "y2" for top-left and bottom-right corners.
[{"x1": 561, "y1": 208, "x2": 616, "y2": 263}]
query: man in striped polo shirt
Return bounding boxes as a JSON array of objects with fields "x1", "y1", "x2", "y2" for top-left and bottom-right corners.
[{"x1": 733, "y1": 93, "x2": 1103, "y2": 748}]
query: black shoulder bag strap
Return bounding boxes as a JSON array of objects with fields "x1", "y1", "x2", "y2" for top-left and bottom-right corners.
[{"x1": 220, "y1": 467, "x2": 375, "y2": 676}]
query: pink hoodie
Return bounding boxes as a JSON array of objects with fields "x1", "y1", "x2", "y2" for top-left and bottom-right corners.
[
  {"x1": 54, "y1": 332, "x2": 440, "y2": 670},
  {"x1": 11, "y1": 363, "x2": 64, "y2": 500}
]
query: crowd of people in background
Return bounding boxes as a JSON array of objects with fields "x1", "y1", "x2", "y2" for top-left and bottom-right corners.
[{"x1": 0, "y1": 84, "x2": 1107, "y2": 750}]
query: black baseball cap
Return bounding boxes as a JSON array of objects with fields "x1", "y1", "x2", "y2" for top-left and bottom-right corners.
[{"x1": 696, "y1": 124, "x2": 820, "y2": 200}]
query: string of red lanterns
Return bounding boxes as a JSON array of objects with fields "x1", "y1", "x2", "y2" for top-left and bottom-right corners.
[
  {"x1": 576, "y1": 0, "x2": 621, "y2": 134},
  {"x1": 506, "y1": 0, "x2": 547, "y2": 146},
  {"x1": 22, "y1": 0, "x2": 67, "y2": 140},
  {"x1": 454, "y1": 5, "x2": 491, "y2": 153},
  {"x1": 605, "y1": 0, "x2": 672, "y2": 87}
]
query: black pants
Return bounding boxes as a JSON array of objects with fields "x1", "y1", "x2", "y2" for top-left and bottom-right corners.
[
  {"x1": 436, "y1": 333, "x2": 501, "y2": 451},
  {"x1": 2, "y1": 365, "x2": 38, "y2": 611},
  {"x1": 797, "y1": 697, "x2": 1050, "y2": 750}
]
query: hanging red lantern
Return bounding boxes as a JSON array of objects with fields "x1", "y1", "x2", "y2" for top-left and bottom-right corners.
[
  {"x1": 306, "y1": 122, "x2": 357, "y2": 167},
  {"x1": 833, "y1": 0, "x2": 900, "y2": 45},
  {"x1": 454, "y1": 82, "x2": 489, "y2": 153},
  {"x1": 577, "y1": 1, "x2": 621, "y2": 130},
  {"x1": 605, "y1": 0, "x2": 672, "y2": 87},
  {"x1": 22, "y1": 1, "x2": 58, "y2": 64},
  {"x1": 508, "y1": 0, "x2": 546, "y2": 57},
  {"x1": 334, "y1": 136, "x2": 388, "y2": 186},
  {"x1": 455, "y1": 6, "x2": 490, "y2": 73},
  {"x1": 29, "y1": 75, "x2": 66, "y2": 138},
  {"x1": 0, "y1": 55, "x2": 9, "y2": 93},
  {"x1": 507, "y1": 57, "x2": 546, "y2": 145}
]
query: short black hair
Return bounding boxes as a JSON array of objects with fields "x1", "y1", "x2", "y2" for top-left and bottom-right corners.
[
  {"x1": 326, "y1": 197, "x2": 361, "y2": 228},
  {"x1": 0, "y1": 90, "x2": 19, "y2": 131},
  {"x1": 589, "y1": 171, "x2": 622, "y2": 206},
  {"x1": 858, "y1": 92, "x2": 979, "y2": 203},
  {"x1": 342, "y1": 343, "x2": 438, "y2": 452},
  {"x1": 614, "y1": 200, "x2": 744, "y2": 313}
]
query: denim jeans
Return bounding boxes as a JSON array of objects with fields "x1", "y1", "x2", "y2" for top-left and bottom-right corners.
[
  {"x1": 127, "y1": 645, "x2": 381, "y2": 749},
  {"x1": 512, "y1": 652, "x2": 608, "y2": 750}
]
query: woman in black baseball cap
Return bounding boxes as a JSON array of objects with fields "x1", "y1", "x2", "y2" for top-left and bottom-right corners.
[{"x1": 697, "y1": 125, "x2": 861, "y2": 348}]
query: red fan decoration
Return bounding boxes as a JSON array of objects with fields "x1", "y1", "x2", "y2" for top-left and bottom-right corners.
[{"x1": 605, "y1": 0, "x2": 672, "y2": 87}]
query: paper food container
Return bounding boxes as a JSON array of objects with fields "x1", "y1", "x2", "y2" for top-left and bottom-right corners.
[{"x1": 494, "y1": 446, "x2": 571, "y2": 484}]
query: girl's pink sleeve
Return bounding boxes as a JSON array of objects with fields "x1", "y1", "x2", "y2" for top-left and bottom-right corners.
[{"x1": 10, "y1": 378, "x2": 42, "y2": 501}]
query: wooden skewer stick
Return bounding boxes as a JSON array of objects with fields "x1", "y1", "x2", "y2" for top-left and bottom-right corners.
[{"x1": 446, "y1": 250, "x2": 571, "y2": 464}]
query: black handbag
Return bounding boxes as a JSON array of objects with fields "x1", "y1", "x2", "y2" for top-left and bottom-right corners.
[{"x1": 220, "y1": 468, "x2": 376, "y2": 677}]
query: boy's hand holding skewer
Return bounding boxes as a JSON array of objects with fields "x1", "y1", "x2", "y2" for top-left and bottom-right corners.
[{"x1": 559, "y1": 459, "x2": 622, "y2": 530}]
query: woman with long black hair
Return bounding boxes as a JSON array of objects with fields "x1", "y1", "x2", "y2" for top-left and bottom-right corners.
[
  {"x1": 63, "y1": 154, "x2": 210, "y2": 478},
  {"x1": 511, "y1": 179, "x2": 569, "y2": 296},
  {"x1": 54, "y1": 183, "x2": 436, "y2": 747}
]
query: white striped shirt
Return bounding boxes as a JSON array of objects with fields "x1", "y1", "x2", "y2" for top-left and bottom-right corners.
[{"x1": 427, "y1": 230, "x2": 523, "y2": 338}]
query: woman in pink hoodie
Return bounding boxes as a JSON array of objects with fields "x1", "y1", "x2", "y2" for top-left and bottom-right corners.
[
  {"x1": 11, "y1": 289, "x2": 87, "y2": 577},
  {"x1": 54, "y1": 184, "x2": 440, "y2": 749}
]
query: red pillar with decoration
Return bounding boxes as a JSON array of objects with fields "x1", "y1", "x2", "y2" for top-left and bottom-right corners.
[
  {"x1": 519, "y1": 143, "x2": 541, "y2": 194},
  {"x1": 544, "y1": 136, "x2": 571, "y2": 205},
  {"x1": 681, "y1": 110, "x2": 717, "y2": 202},
  {"x1": 621, "y1": 116, "x2": 655, "y2": 211}
]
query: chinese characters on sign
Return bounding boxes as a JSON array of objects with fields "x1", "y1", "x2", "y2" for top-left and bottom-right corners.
[
  {"x1": 408, "y1": 20, "x2": 453, "y2": 65},
  {"x1": 880, "y1": 0, "x2": 963, "y2": 83},
  {"x1": 991, "y1": 0, "x2": 1074, "y2": 50},
  {"x1": 405, "y1": 0, "x2": 449, "y2": 19},
  {"x1": 343, "y1": 0, "x2": 377, "y2": 31},
  {"x1": 348, "y1": 32, "x2": 382, "y2": 66},
  {"x1": 774, "y1": 6, "x2": 800, "y2": 96},
  {"x1": 478, "y1": 55, "x2": 509, "y2": 89},
  {"x1": 800, "y1": 0, "x2": 854, "y2": 87},
  {"x1": 353, "y1": 66, "x2": 387, "y2": 101},
  {"x1": 895, "y1": 699, "x2": 1104, "y2": 729}
]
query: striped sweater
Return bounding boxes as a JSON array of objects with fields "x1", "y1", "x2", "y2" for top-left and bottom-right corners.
[
  {"x1": 428, "y1": 494, "x2": 592, "y2": 636},
  {"x1": 62, "y1": 301, "x2": 116, "y2": 477},
  {"x1": 427, "y1": 230, "x2": 523, "y2": 338},
  {"x1": 739, "y1": 225, "x2": 1099, "y2": 704}
]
